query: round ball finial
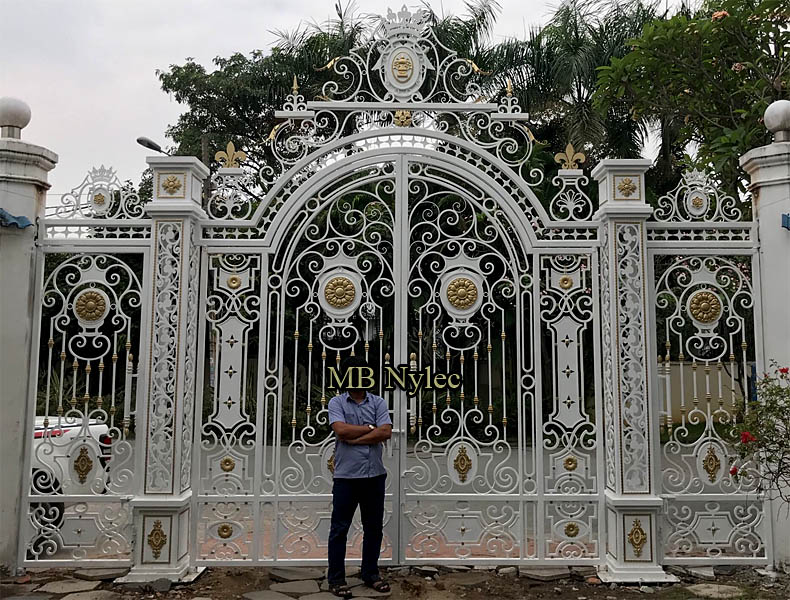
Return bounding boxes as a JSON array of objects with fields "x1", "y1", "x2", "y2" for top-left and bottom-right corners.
[
  {"x1": 0, "y1": 97, "x2": 32, "y2": 139},
  {"x1": 764, "y1": 99, "x2": 790, "y2": 142}
]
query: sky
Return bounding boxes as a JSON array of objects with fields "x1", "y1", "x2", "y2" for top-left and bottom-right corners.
[{"x1": 1, "y1": 1, "x2": 557, "y2": 198}]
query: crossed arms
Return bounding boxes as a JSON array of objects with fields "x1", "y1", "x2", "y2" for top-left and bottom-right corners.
[{"x1": 331, "y1": 421, "x2": 392, "y2": 445}]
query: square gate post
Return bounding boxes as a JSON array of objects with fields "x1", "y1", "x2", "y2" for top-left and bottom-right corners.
[
  {"x1": 124, "y1": 157, "x2": 207, "y2": 582},
  {"x1": 592, "y1": 160, "x2": 677, "y2": 583},
  {"x1": 740, "y1": 101, "x2": 790, "y2": 569}
]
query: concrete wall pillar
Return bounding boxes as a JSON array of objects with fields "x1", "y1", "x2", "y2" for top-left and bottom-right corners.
[
  {"x1": 592, "y1": 159, "x2": 677, "y2": 583},
  {"x1": 122, "y1": 156, "x2": 207, "y2": 582},
  {"x1": 0, "y1": 98, "x2": 57, "y2": 573},
  {"x1": 740, "y1": 99, "x2": 790, "y2": 570}
]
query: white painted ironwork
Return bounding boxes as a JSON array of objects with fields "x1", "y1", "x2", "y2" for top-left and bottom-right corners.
[{"x1": 17, "y1": 7, "x2": 771, "y2": 575}]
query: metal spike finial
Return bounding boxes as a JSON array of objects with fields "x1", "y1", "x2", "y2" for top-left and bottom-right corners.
[
  {"x1": 506, "y1": 79, "x2": 513, "y2": 97},
  {"x1": 292, "y1": 75, "x2": 299, "y2": 94}
]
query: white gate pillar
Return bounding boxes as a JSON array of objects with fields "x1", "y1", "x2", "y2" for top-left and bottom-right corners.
[
  {"x1": 740, "y1": 100, "x2": 790, "y2": 569},
  {"x1": 0, "y1": 98, "x2": 57, "y2": 574},
  {"x1": 592, "y1": 159, "x2": 676, "y2": 583},
  {"x1": 125, "y1": 156, "x2": 207, "y2": 581}
]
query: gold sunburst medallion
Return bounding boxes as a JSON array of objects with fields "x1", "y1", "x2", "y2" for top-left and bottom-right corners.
[
  {"x1": 689, "y1": 291, "x2": 722, "y2": 324},
  {"x1": 220, "y1": 456, "x2": 235, "y2": 472},
  {"x1": 447, "y1": 278, "x2": 478, "y2": 310},
  {"x1": 324, "y1": 276, "x2": 356, "y2": 309},
  {"x1": 93, "y1": 192, "x2": 106, "y2": 205},
  {"x1": 75, "y1": 291, "x2": 107, "y2": 322},
  {"x1": 227, "y1": 275, "x2": 242, "y2": 290},
  {"x1": 453, "y1": 445, "x2": 473, "y2": 482},
  {"x1": 559, "y1": 275, "x2": 573, "y2": 290},
  {"x1": 564, "y1": 522, "x2": 580, "y2": 538},
  {"x1": 564, "y1": 455, "x2": 578, "y2": 471}
]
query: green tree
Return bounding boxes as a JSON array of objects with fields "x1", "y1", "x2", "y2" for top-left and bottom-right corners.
[{"x1": 594, "y1": 0, "x2": 788, "y2": 195}]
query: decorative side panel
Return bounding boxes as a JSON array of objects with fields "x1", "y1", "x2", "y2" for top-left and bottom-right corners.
[
  {"x1": 145, "y1": 221, "x2": 183, "y2": 494},
  {"x1": 180, "y1": 243, "x2": 200, "y2": 492},
  {"x1": 614, "y1": 223, "x2": 650, "y2": 494},
  {"x1": 654, "y1": 254, "x2": 766, "y2": 561},
  {"x1": 24, "y1": 253, "x2": 142, "y2": 563},
  {"x1": 539, "y1": 255, "x2": 597, "y2": 495},
  {"x1": 599, "y1": 224, "x2": 618, "y2": 492}
]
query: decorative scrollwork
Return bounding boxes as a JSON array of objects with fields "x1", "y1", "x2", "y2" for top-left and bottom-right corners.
[
  {"x1": 47, "y1": 165, "x2": 146, "y2": 219},
  {"x1": 653, "y1": 169, "x2": 744, "y2": 222}
]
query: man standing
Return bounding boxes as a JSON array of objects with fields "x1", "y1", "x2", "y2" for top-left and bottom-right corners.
[{"x1": 326, "y1": 356, "x2": 392, "y2": 598}]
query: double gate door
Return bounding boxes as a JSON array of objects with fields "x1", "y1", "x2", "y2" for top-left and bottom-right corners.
[{"x1": 195, "y1": 153, "x2": 601, "y2": 564}]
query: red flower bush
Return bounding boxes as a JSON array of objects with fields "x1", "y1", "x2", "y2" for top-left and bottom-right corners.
[{"x1": 735, "y1": 362, "x2": 790, "y2": 501}]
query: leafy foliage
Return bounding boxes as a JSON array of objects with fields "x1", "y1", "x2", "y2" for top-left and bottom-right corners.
[
  {"x1": 734, "y1": 362, "x2": 790, "y2": 502},
  {"x1": 595, "y1": 0, "x2": 788, "y2": 194}
]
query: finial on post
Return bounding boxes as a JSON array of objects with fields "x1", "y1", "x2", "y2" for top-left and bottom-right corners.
[
  {"x1": 764, "y1": 99, "x2": 790, "y2": 143},
  {"x1": 292, "y1": 75, "x2": 300, "y2": 95},
  {"x1": 506, "y1": 79, "x2": 513, "y2": 98},
  {"x1": 0, "y1": 97, "x2": 32, "y2": 139}
]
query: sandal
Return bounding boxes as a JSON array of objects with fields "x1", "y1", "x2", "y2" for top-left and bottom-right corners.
[
  {"x1": 365, "y1": 579, "x2": 391, "y2": 593},
  {"x1": 328, "y1": 583, "x2": 353, "y2": 599}
]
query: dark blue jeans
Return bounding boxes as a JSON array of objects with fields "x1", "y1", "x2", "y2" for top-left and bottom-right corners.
[{"x1": 327, "y1": 474, "x2": 386, "y2": 585}]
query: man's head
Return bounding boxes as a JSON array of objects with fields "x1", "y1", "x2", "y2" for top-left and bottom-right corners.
[{"x1": 340, "y1": 355, "x2": 372, "y2": 393}]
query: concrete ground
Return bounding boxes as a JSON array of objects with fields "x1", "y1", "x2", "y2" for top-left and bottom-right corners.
[{"x1": 1, "y1": 565, "x2": 788, "y2": 600}]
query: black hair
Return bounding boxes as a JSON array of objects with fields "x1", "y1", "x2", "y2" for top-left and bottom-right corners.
[{"x1": 339, "y1": 355, "x2": 373, "y2": 391}]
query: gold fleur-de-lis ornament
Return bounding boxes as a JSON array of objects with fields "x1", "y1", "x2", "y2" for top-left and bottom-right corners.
[
  {"x1": 215, "y1": 142, "x2": 247, "y2": 168},
  {"x1": 554, "y1": 143, "x2": 586, "y2": 170}
]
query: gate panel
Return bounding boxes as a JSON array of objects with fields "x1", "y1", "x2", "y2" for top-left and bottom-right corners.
[
  {"x1": 22, "y1": 251, "x2": 146, "y2": 565},
  {"x1": 648, "y1": 171, "x2": 769, "y2": 564},
  {"x1": 401, "y1": 158, "x2": 533, "y2": 561}
]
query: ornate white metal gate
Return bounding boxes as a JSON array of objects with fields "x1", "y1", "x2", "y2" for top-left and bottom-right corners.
[{"x1": 18, "y1": 5, "x2": 771, "y2": 579}]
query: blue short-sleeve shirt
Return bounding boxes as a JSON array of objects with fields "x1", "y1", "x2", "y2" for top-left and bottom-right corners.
[{"x1": 327, "y1": 391, "x2": 392, "y2": 479}]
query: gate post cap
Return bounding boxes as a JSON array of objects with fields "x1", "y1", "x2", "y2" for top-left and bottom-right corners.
[
  {"x1": 0, "y1": 97, "x2": 32, "y2": 138},
  {"x1": 764, "y1": 99, "x2": 790, "y2": 142}
]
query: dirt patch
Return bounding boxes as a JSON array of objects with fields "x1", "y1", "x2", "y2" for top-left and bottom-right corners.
[{"x1": 4, "y1": 566, "x2": 788, "y2": 600}]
